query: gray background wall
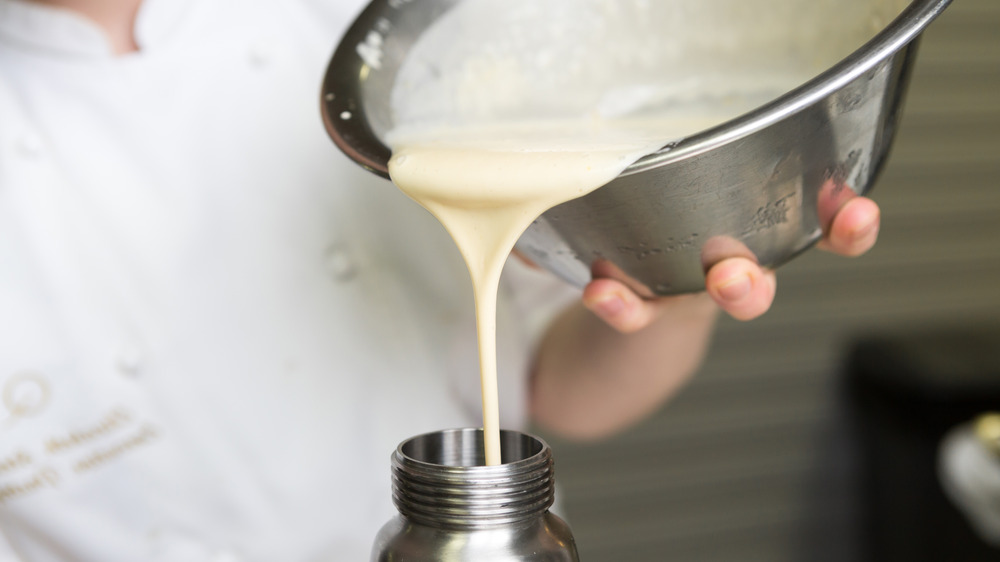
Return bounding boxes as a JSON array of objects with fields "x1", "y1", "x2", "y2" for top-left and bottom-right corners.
[{"x1": 536, "y1": 1, "x2": 1000, "y2": 559}]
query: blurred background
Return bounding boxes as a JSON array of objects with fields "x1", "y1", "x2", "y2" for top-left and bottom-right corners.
[{"x1": 535, "y1": 0, "x2": 1000, "y2": 560}]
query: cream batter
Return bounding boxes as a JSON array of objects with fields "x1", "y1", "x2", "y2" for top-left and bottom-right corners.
[{"x1": 388, "y1": 120, "x2": 686, "y2": 465}]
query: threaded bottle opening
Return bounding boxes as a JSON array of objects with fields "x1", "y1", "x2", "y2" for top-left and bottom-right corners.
[{"x1": 391, "y1": 429, "x2": 555, "y2": 530}]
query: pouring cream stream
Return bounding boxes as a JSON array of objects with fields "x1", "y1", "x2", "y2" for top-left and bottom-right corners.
[{"x1": 387, "y1": 120, "x2": 690, "y2": 465}]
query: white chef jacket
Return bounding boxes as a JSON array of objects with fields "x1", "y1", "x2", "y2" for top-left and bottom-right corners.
[{"x1": 0, "y1": 0, "x2": 577, "y2": 560}]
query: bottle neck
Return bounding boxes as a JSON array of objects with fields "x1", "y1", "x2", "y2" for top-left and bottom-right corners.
[{"x1": 390, "y1": 429, "x2": 555, "y2": 530}]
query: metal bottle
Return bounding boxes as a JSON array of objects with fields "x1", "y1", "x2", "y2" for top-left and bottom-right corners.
[{"x1": 371, "y1": 428, "x2": 580, "y2": 561}]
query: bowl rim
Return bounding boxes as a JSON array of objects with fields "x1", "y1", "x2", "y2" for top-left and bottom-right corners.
[{"x1": 621, "y1": 0, "x2": 953, "y2": 176}]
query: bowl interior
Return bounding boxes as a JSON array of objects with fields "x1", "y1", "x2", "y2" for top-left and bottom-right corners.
[{"x1": 380, "y1": 0, "x2": 912, "y2": 146}]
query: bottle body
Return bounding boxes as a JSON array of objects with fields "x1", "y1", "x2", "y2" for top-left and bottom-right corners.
[
  {"x1": 373, "y1": 512, "x2": 578, "y2": 561},
  {"x1": 371, "y1": 428, "x2": 579, "y2": 561}
]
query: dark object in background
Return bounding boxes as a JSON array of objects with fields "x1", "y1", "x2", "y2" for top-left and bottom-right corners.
[{"x1": 844, "y1": 325, "x2": 1000, "y2": 562}]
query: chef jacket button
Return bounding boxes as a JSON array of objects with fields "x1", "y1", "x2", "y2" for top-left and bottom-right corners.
[
  {"x1": 16, "y1": 133, "x2": 43, "y2": 158},
  {"x1": 325, "y1": 242, "x2": 358, "y2": 283},
  {"x1": 248, "y1": 42, "x2": 271, "y2": 67},
  {"x1": 116, "y1": 342, "x2": 144, "y2": 377}
]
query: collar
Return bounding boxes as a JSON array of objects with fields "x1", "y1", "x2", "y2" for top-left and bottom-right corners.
[{"x1": 0, "y1": 0, "x2": 196, "y2": 58}]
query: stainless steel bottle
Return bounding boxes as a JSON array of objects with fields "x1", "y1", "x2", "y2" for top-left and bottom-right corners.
[{"x1": 371, "y1": 428, "x2": 580, "y2": 561}]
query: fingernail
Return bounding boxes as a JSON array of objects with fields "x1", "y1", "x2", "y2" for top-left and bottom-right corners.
[
  {"x1": 717, "y1": 274, "x2": 751, "y2": 302},
  {"x1": 853, "y1": 219, "x2": 879, "y2": 241},
  {"x1": 590, "y1": 294, "x2": 626, "y2": 318}
]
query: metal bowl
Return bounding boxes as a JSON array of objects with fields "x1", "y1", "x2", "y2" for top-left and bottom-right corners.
[{"x1": 321, "y1": 0, "x2": 953, "y2": 295}]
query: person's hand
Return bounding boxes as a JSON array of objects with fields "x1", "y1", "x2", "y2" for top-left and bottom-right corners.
[{"x1": 583, "y1": 192, "x2": 880, "y2": 332}]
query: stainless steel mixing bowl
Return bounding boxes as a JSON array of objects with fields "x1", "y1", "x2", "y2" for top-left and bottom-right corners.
[{"x1": 321, "y1": 0, "x2": 953, "y2": 295}]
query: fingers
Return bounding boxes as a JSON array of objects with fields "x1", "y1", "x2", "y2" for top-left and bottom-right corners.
[
  {"x1": 705, "y1": 257, "x2": 777, "y2": 321},
  {"x1": 582, "y1": 260, "x2": 778, "y2": 332},
  {"x1": 582, "y1": 277, "x2": 658, "y2": 334},
  {"x1": 582, "y1": 193, "x2": 878, "y2": 330},
  {"x1": 817, "y1": 196, "x2": 881, "y2": 257},
  {"x1": 584, "y1": 256, "x2": 776, "y2": 331}
]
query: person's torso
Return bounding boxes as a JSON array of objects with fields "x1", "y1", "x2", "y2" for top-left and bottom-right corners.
[{"x1": 0, "y1": 1, "x2": 541, "y2": 559}]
